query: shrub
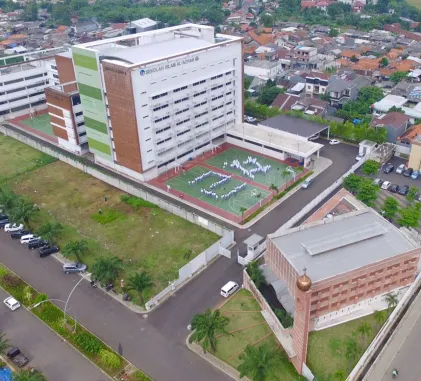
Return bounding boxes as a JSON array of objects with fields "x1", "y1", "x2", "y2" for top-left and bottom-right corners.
[
  {"x1": 129, "y1": 370, "x2": 152, "y2": 381},
  {"x1": 99, "y1": 349, "x2": 121, "y2": 370},
  {"x1": 120, "y1": 194, "x2": 158, "y2": 209},
  {"x1": 34, "y1": 293, "x2": 48, "y2": 304},
  {"x1": 74, "y1": 332, "x2": 102, "y2": 355},
  {"x1": 23, "y1": 285, "x2": 33, "y2": 303},
  {"x1": 36, "y1": 303, "x2": 63, "y2": 324},
  {"x1": 2, "y1": 273, "x2": 23, "y2": 288}
]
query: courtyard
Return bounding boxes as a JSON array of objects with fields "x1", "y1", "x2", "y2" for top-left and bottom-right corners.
[
  {"x1": 151, "y1": 144, "x2": 307, "y2": 223},
  {"x1": 9, "y1": 111, "x2": 57, "y2": 143}
]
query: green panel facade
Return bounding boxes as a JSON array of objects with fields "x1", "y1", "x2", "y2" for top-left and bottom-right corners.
[{"x1": 72, "y1": 46, "x2": 112, "y2": 161}]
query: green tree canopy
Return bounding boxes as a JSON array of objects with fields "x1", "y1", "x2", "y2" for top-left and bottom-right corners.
[
  {"x1": 127, "y1": 271, "x2": 154, "y2": 305},
  {"x1": 382, "y1": 197, "x2": 399, "y2": 220},
  {"x1": 361, "y1": 159, "x2": 379, "y2": 175},
  {"x1": 329, "y1": 28, "x2": 339, "y2": 37},
  {"x1": 356, "y1": 179, "x2": 379, "y2": 206},
  {"x1": 260, "y1": 13, "x2": 273, "y2": 27},
  {"x1": 390, "y1": 71, "x2": 408, "y2": 83},
  {"x1": 246, "y1": 261, "x2": 267, "y2": 289},
  {"x1": 257, "y1": 86, "x2": 283, "y2": 106},
  {"x1": 398, "y1": 205, "x2": 420, "y2": 227},
  {"x1": 238, "y1": 344, "x2": 280, "y2": 381},
  {"x1": 379, "y1": 57, "x2": 389, "y2": 67},
  {"x1": 62, "y1": 240, "x2": 88, "y2": 263},
  {"x1": 91, "y1": 256, "x2": 124, "y2": 285},
  {"x1": 343, "y1": 173, "x2": 363, "y2": 194}
]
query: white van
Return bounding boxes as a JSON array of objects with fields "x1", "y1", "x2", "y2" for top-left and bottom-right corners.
[
  {"x1": 301, "y1": 178, "x2": 314, "y2": 189},
  {"x1": 20, "y1": 234, "x2": 38, "y2": 245},
  {"x1": 221, "y1": 281, "x2": 239, "y2": 298}
]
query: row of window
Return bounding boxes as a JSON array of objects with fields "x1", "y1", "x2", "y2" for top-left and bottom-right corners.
[
  {"x1": 153, "y1": 104, "x2": 169, "y2": 112},
  {"x1": 0, "y1": 99, "x2": 46, "y2": 116},
  {"x1": 195, "y1": 111, "x2": 208, "y2": 119},
  {"x1": 175, "y1": 107, "x2": 189, "y2": 115},
  {"x1": 176, "y1": 118, "x2": 190, "y2": 126},
  {"x1": 156, "y1": 126, "x2": 171, "y2": 135},
  {"x1": 174, "y1": 86, "x2": 188, "y2": 93},
  {"x1": 0, "y1": 91, "x2": 45, "y2": 105},
  {"x1": 157, "y1": 136, "x2": 172, "y2": 145},
  {"x1": 155, "y1": 115, "x2": 170, "y2": 124},
  {"x1": 152, "y1": 92, "x2": 168, "y2": 100}
]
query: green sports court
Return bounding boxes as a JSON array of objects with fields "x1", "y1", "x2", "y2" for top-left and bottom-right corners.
[
  {"x1": 205, "y1": 147, "x2": 303, "y2": 188},
  {"x1": 166, "y1": 165, "x2": 271, "y2": 217},
  {"x1": 20, "y1": 114, "x2": 54, "y2": 137}
]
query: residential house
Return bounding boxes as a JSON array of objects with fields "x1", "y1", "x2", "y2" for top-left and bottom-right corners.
[
  {"x1": 271, "y1": 82, "x2": 305, "y2": 110},
  {"x1": 287, "y1": 46, "x2": 318, "y2": 69},
  {"x1": 372, "y1": 94, "x2": 421, "y2": 121},
  {"x1": 327, "y1": 74, "x2": 371, "y2": 107},
  {"x1": 290, "y1": 97, "x2": 329, "y2": 115},
  {"x1": 73, "y1": 20, "x2": 99, "y2": 35},
  {"x1": 305, "y1": 71, "x2": 330, "y2": 97},
  {"x1": 352, "y1": 0, "x2": 365, "y2": 13},
  {"x1": 244, "y1": 59, "x2": 283, "y2": 80},
  {"x1": 371, "y1": 112, "x2": 410, "y2": 143}
]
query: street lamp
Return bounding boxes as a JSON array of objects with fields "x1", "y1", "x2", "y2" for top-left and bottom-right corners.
[
  {"x1": 30, "y1": 298, "x2": 78, "y2": 332},
  {"x1": 64, "y1": 277, "x2": 84, "y2": 325}
]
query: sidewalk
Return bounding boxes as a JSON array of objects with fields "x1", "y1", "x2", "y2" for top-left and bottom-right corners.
[{"x1": 364, "y1": 292, "x2": 421, "y2": 380}]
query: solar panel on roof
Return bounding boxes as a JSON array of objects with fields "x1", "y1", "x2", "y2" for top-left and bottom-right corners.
[{"x1": 301, "y1": 222, "x2": 387, "y2": 256}]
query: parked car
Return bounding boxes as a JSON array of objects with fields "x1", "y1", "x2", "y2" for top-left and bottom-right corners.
[
  {"x1": 0, "y1": 216, "x2": 10, "y2": 228},
  {"x1": 329, "y1": 139, "x2": 340, "y2": 145},
  {"x1": 308, "y1": 134, "x2": 319, "y2": 141},
  {"x1": 398, "y1": 185, "x2": 410, "y2": 196},
  {"x1": 63, "y1": 262, "x2": 87, "y2": 274},
  {"x1": 39, "y1": 245, "x2": 59, "y2": 258},
  {"x1": 3, "y1": 296, "x2": 21, "y2": 311},
  {"x1": 10, "y1": 230, "x2": 31, "y2": 239},
  {"x1": 220, "y1": 281, "x2": 239, "y2": 298},
  {"x1": 383, "y1": 163, "x2": 395, "y2": 174},
  {"x1": 373, "y1": 178, "x2": 384, "y2": 186},
  {"x1": 355, "y1": 153, "x2": 365, "y2": 161},
  {"x1": 381, "y1": 181, "x2": 391, "y2": 190},
  {"x1": 403, "y1": 168, "x2": 414, "y2": 177},
  {"x1": 390, "y1": 184, "x2": 399, "y2": 193},
  {"x1": 28, "y1": 239, "x2": 48, "y2": 250},
  {"x1": 4, "y1": 223, "x2": 24, "y2": 233},
  {"x1": 412, "y1": 170, "x2": 420, "y2": 180},
  {"x1": 301, "y1": 178, "x2": 313, "y2": 189},
  {"x1": 396, "y1": 164, "x2": 406, "y2": 174},
  {"x1": 6, "y1": 347, "x2": 29, "y2": 368},
  {"x1": 20, "y1": 234, "x2": 38, "y2": 244}
]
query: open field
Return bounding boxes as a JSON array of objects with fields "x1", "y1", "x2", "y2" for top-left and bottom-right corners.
[
  {"x1": 0, "y1": 134, "x2": 56, "y2": 182},
  {"x1": 406, "y1": 0, "x2": 421, "y2": 9},
  {"x1": 307, "y1": 313, "x2": 384, "y2": 380},
  {"x1": 212, "y1": 289, "x2": 303, "y2": 381},
  {"x1": 0, "y1": 135, "x2": 219, "y2": 300}
]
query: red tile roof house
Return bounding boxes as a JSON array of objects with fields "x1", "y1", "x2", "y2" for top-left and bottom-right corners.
[
  {"x1": 371, "y1": 112, "x2": 411, "y2": 143},
  {"x1": 301, "y1": 1, "x2": 317, "y2": 9},
  {"x1": 352, "y1": 0, "x2": 365, "y2": 13}
]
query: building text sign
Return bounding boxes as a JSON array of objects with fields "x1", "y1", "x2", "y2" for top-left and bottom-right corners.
[{"x1": 140, "y1": 56, "x2": 199, "y2": 76}]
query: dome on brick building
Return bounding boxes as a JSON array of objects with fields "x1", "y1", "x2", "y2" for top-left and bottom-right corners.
[{"x1": 296, "y1": 270, "x2": 312, "y2": 292}]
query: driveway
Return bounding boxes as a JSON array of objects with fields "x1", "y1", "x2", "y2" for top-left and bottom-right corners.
[
  {"x1": 0, "y1": 140, "x2": 359, "y2": 381},
  {"x1": 0, "y1": 289, "x2": 107, "y2": 381}
]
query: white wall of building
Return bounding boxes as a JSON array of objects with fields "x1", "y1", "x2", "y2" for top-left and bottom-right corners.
[
  {"x1": 244, "y1": 62, "x2": 283, "y2": 79},
  {"x1": 131, "y1": 41, "x2": 243, "y2": 173}
]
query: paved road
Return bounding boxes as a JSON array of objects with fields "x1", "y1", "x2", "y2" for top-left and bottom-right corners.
[
  {"x1": 0, "y1": 139, "x2": 359, "y2": 381},
  {"x1": 0, "y1": 289, "x2": 107, "y2": 381},
  {"x1": 0, "y1": 235, "x2": 231, "y2": 381},
  {"x1": 364, "y1": 292, "x2": 421, "y2": 381}
]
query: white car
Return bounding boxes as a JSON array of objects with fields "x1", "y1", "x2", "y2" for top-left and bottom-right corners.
[
  {"x1": 356, "y1": 153, "x2": 365, "y2": 161},
  {"x1": 20, "y1": 234, "x2": 38, "y2": 244},
  {"x1": 4, "y1": 223, "x2": 24, "y2": 233},
  {"x1": 329, "y1": 139, "x2": 340, "y2": 145},
  {"x1": 4, "y1": 296, "x2": 21, "y2": 311},
  {"x1": 381, "y1": 181, "x2": 391, "y2": 190},
  {"x1": 396, "y1": 164, "x2": 406, "y2": 174}
]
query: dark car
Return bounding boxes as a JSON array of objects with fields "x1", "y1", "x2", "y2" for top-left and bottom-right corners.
[
  {"x1": 7, "y1": 347, "x2": 29, "y2": 368},
  {"x1": 0, "y1": 218, "x2": 10, "y2": 228},
  {"x1": 10, "y1": 230, "x2": 31, "y2": 239},
  {"x1": 39, "y1": 245, "x2": 59, "y2": 258},
  {"x1": 390, "y1": 184, "x2": 399, "y2": 193},
  {"x1": 28, "y1": 239, "x2": 48, "y2": 250},
  {"x1": 383, "y1": 163, "x2": 395, "y2": 173},
  {"x1": 398, "y1": 185, "x2": 410, "y2": 196},
  {"x1": 403, "y1": 168, "x2": 414, "y2": 177}
]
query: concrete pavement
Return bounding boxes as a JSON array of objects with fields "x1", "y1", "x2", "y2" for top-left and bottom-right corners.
[
  {"x1": 364, "y1": 292, "x2": 421, "y2": 381},
  {"x1": 0, "y1": 289, "x2": 108, "y2": 381}
]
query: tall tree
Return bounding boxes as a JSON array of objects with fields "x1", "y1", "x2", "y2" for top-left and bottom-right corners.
[
  {"x1": 91, "y1": 256, "x2": 124, "y2": 285},
  {"x1": 361, "y1": 160, "x2": 379, "y2": 176},
  {"x1": 356, "y1": 180, "x2": 378, "y2": 206},
  {"x1": 379, "y1": 57, "x2": 389, "y2": 67},
  {"x1": 238, "y1": 344, "x2": 280, "y2": 381},
  {"x1": 62, "y1": 240, "x2": 88, "y2": 263},
  {"x1": 357, "y1": 323, "x2": 372, "y2": 346},
  {"x1": 343, "y1": 174, "x2": 362, "y2": 194},
  {"x1": 190, "y1": 309, "x2": 230, "y2": 353},
  {"x1": 345, "y1": 337, "x2": 359, "y2": 372},
  {"x1": 373, "y1": 310, "x2": 387, "y2": 329},
  {"x1": 384, "y1": 293, "x2": 398, "y2": 314},
  {"x1": 0, "y1": 187, "x2": 20, "y2": 213},
  {"x1": 127, "y1": 271, "x2": 154, "y2": 305},
  {"x1": 398, "y1": 205, "x2": 420, "y2": 228},
  {"x1": 9, "y1": 199, "x2": 38, "y2": 227},
  {"x1": 382, "y1": 197, "x2": 399, "y2": 220},
  {"x1": 246, "y1": 261, "x2": 267, "y2": 288},
  {"x1": 406, "y1": 186, "x2": 418, "y2": 203},
  {"x1": 36, "y1": 222, "x2": 63, "y2": 244}
]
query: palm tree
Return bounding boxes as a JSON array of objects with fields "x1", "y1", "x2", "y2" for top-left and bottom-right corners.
[
  {"x1": 190, "y1": 309, "x2": 230, "y2": 353},
  {"x1": 12, "y1": 369, "x2": 46, "y2": 381},
  {"x1": 62, "y1": 240, "x2": 88, "y2": 263},
  {"x1": 127, "y1": 271, "x2": 154, "y2": 305},
  {"x1": 281, "y1": 168, "x2": 291, "y2": 181},
  {"x1": 269, "y1": 183, "x2": 278, "y2": 194},
  {"x1": 374, "y1": 310, "x2": 387, "y2": 330},
  {"x1": 0, "y1": 332, "x2": 9, "y2": 354},
  {"x1": 36, "y1": 222, "x2": 63, "y2": 244},
  {"x1": 238, "y1": 344, "x2": 279, "y2": 381},
  {"x1": 239, "y1": 206, "x2": 247, "y2": 219},
  {"x1": 91, "y1": 256, "x2": 123, "y2": 285},
  {"x1": 9, "y1": 199, "x2": 38, "y2": 227},
  {"x1": 333, "y1": 370, "x2": 346, "y2": 381},
  {"x1": 384, "y1": 293, "x2": 398, "y2": 315},
  {"x1": 345, "y1": 337, "x2": 359, "y2": 372},
  {"x1": 246, "y1": 261, "x2": 267, "y2": 288},
  {"x1": 357, "y1": 323, "x2": 372, "y2": 347}
]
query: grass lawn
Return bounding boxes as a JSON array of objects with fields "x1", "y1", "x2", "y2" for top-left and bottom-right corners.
[
  {"x1": 0, "y1": 134, "x2": 56, "y2": 182},
  {"x1": 307, "y1": 313, "x2": 385, "y2": 380},
  {"x1": 406, "y1": 0, "x2": 421, "y2": 8},
  {"x1": 213, "y1": 289, "x2": 303, "y2": 381},
  {"x1": 8, "y1": 161, "x2": 219, "y2": 300}
]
